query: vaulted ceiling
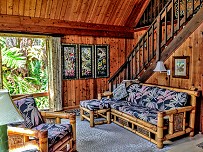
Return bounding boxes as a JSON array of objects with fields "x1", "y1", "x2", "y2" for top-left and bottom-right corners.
[{"x1": 0, "y1": 0, "x2": 150, "y2": 38}]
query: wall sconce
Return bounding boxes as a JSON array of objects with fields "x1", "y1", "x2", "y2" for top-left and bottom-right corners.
[{"x1": 154, "y1": 61, "x2": 170, "y2": 75}]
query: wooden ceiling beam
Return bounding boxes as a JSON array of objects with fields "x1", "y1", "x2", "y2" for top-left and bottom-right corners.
[
  {"x1": 0, "y1": 14, "x2": 134, "y2": 38},
  {"x1": 125, "y1": 0, "x2": 151, "y2": 27},
  {"x1": 0, "y1": 23, "x2": 134, "y2": 39}
]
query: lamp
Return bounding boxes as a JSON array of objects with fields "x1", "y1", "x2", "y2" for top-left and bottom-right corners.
[
  {"x1": 0, "y1": 89, "x2": 24, "y2": 152},
  {"x1": 154, "y1": 61, "x2": 170, "y2": 75}
]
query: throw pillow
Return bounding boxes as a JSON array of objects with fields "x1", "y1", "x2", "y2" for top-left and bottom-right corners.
[
  {"x1": 113, "y1": 83, "x2": 128, "y2": 101},
  {"x1": 14, "y1": 97, "x2": 44, "y2": 128}
]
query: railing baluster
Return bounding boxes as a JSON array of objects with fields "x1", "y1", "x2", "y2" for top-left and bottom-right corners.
[
  {"x1": 130, "y1": 56, "x2": 133, "y2": 80},
  {"x1": 135, "y1": 50, "x2": 137, "y2": 78},
  {"x1": 177, "y1": 0, "x2": 180, "y2": 31},
  {"x1": 156, "y1": 14, "x2": 161, "y2": 61},
  {"x1": 147, "y1": 31, "x2": 150, "y2": 63},
  {"x1": 171, "y1": 0, "x2": 174, "y2": 38},
  {"x1": 184, "y1": 0, "x2": 187, "y2": 21},
  {"x1": 137, "y1": 44, "x2": 140, "y2": 73},
  {"x1": 127, "y1": 60, "x2": 130, "y2": 80},
  {"x1": 142, "y1": 40, "x2": 144, "y2": 68},
  {"x1": 152, "y1": 25, "x2": 155, "y2": 57},
  {"x1": 164, "y1": 8, "x2": 168, "y2": 45},
  {"x1": 192, "y1": 0, "x2": 194, "y2": 14}
]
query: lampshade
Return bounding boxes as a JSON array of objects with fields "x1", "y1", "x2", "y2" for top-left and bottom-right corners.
[
  {"x1": 0, "y1": 89, "x2": 24, "y2": 125},
  {"x1": 153, "y1": 61, "x2": 167, "y2": 72}
]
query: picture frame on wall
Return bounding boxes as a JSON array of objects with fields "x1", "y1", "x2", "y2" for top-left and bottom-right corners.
[
  {"x1": 172, "y1": 56, "x2": 190, "y2": 79},
  {"x1": 95, "y1": 45, "x2": 110, "y2": 78},
  {"x1": 79, "y1": 45, "x2": 94, "y2": 78},
  {"x1": 62, "y1": 44, "x2": 78, "y2": 79}
]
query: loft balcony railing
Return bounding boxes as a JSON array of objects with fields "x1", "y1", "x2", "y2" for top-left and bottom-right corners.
[{"x1": 108, "y1": 0, "x2": 203, "y2": 91}]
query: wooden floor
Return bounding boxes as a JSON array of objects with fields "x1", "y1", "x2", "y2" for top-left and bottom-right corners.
[{"x1": 168, "y1": 133, "x2": 203, "y2": 152}]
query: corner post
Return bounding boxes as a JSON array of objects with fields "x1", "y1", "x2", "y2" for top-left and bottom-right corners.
[
  {"x1": 70, "y1": 113, "x2": 76, "y2": 151},
  {"x1": 189, "y1": 95, "x2": 196, "y2": 137},
  {"x1": 157, "y1": 112, "x2": 164, "y2": 149}
]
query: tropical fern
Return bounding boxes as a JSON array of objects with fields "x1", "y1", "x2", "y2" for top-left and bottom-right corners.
[{"x1": 1, "y1": 37, "x2": 49, "y2": 109}]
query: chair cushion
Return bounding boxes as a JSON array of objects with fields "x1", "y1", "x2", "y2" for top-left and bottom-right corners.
[
  {"x1": 108, "y1": 100, "x2": 131, "y2": 111},
  {"x1": 33, "y1": 123, "x2": 72, "y2": 148},
  {"x1": 118, "y1": 105, "x2": 158, "y2": 125},
  {"x1": 113, "y1": 83, "x2": 128, "y2": 101},
  {"x1": 80, "y1": 99, "x2": 107, "y2": 111},
  {"x1": 14, "y1": 97, "x2": 44, "y2": 128}
]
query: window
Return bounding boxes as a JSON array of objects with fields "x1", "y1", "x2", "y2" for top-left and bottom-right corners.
[{"x1": 0, "y1": 36, "x2": 49, "y2": 109}]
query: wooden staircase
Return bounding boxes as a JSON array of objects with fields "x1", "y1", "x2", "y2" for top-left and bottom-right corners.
[{"x1": 108, "y1": 0, "x2": 203, "y2": 91}]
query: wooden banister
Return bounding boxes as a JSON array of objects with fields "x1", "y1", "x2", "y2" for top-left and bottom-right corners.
[{"x1": 108, "y1": 0, "x2": 203, "y2": 91}]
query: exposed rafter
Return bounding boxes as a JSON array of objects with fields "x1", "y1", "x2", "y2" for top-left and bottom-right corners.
[{"x1": 0, "y1": 15, "x2": 134, "y2": 38}]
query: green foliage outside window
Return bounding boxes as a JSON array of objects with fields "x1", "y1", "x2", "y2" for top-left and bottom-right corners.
[{"x1": 0, "y1": 37, "x2": 49, "y2": 109}]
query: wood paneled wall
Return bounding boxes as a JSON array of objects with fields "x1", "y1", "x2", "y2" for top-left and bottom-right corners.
[
  {"x1": 146, "y1": 22, "x2": 203, "y2": 90},
  {"x1": 62, "y1": 30, "x2": 146, "y2": 108}
]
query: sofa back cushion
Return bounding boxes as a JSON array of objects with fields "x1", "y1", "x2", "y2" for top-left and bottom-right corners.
[
  {"x1": 140, "y1": 86, "x2": 160, "y2": 110},
  {"x1": 126, "y1": 83, "x2": 145, "y2": 104},
  {"x1": 14, "y1": 97, "x2": 44, "y2": 128},
  {"x1": 156, "y1": 88, "x2": 188, "y2": 111},
  {"x1": 127, "y1": 84, "x2": 188, "y2": 111}
]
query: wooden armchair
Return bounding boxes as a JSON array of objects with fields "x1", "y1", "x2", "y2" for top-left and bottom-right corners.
[{"x1": 8, "y1": 95, "x2": 76, "y2": 152}]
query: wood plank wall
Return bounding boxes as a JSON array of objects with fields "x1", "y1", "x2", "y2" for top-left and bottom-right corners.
[
  {"x1": 146, "y1": 22, "x2": 203, "y2": 90},
  {"x1": 61, "y1": 31, "x2": 146, "y2": 108}
]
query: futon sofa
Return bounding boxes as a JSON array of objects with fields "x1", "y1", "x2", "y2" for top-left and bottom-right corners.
[{"x1": 80, "y1": 82, "x2": 199, "y2": 149}]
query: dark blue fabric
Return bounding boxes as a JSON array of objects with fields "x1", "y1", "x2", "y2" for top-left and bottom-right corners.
[
  {"x1": 33, "y1": 123, "x2": 72, "y2": 148},
  {"x1": 14, "y1": 97, "x2": 44, "y2": 128}
]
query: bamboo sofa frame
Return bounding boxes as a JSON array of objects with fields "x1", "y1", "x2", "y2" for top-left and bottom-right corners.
[
  {"x1": 8, "y1": 95, "x2": 76, "y2": 152},
  {"x1": 98, "y1": 84, "x2": 200, "y2": 149}
]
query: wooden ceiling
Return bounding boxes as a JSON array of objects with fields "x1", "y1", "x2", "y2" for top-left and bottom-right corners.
[{"x1": 0, "y1": 0, "x2": 150, "y2": 38}]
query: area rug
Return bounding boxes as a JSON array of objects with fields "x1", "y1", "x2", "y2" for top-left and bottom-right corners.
[
  {"x1": 74, "y1": 118, "x2": 171, "y2": 152},
  {"x1": 197, "y1": 142, "x2": 203, "y2": 149}
]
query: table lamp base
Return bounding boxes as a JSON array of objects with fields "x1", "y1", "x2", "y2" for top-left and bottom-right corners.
[{"x1": 0, "y1": 124, "x2": 9, "y2": 152}]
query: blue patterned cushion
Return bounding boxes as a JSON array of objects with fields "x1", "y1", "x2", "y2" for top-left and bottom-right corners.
[
  {"x1": 119, "y1": 105, "x2": 158, "y2": 125},
  {"x1": 141, "y1": 86, "x2": 160, "y2": 110},
  {"x1": 126, "y1": 83, "x2": 142, "y2": 104},
  {"x1": 80, "y1": 99, "x2": 107, "y2": 111},
  {"x1": 33, "y1": 123, "x2": 72, "y2": 148},
  {"x1": 14, "y1": 97, "x2": 44, "y2": 128},
  {"x1": 108, "y1": 100, "x2": 131, "y2": 110},
  {"x1": 113, "y1": 83, "x2": 128, "y2": 101},
  {"x1": 156, "y1": 89, "x2": 188, "y2": 110}
]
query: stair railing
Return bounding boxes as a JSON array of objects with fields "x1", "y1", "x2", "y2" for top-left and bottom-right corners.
[{"x1": 108, "y1": 0, "x2": 203, "y2": 91}]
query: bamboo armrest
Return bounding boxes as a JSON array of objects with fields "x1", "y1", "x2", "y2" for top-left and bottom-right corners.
[
  {"x1": 40, "y1": 111, "x2": 76, "y2": 120},
  {"x1": 161, "y1": 106, "x2": 193, "y2": 116},
  {"x1": 98, "y1": 91, "x2": 113, "y2": 100},
  {"x1": 8, "y1": 126, "x2": 48, "y2": 138}
]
